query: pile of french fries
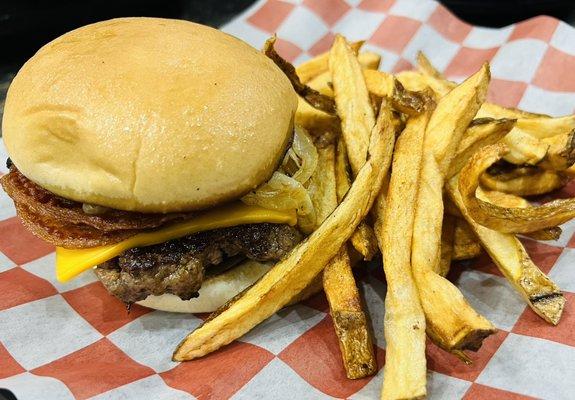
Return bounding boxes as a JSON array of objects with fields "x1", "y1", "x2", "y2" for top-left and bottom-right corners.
[{"x1": 173, "y1": 36, "x2": 575, "y2": 399}]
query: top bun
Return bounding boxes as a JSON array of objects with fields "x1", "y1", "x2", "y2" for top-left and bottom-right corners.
[{"x1": 3, "y1": 18, "x2": 296, "y2": 213}]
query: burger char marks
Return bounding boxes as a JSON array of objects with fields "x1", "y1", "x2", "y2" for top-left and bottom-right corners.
[{"x1": 94, "y1": 223, "x2": 302, "y2": 304}]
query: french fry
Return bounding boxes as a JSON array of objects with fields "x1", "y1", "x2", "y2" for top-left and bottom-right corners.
[
  {"x1": 447, "y1": 178, "x2": 565, "y2": 325},
  {"x1": 411, "y1": 65, "x2": 495, "y2": 353},
  {"x1": 440, "y1": 214, "x2": 456, "y2": 276},
  {"x1": 329, "y1": 34, "x2": 375, "y2": 175},
  {"x1": 503, "y1": 128, "x2": 549, "y2": 165},
  {"x1": 295, "y1": 97, "x2": 340, "y2": 136},
  {"x1": 173, "y1": 99, "x2": 396, "y2": 362},
  {"x1": 453, "y1": 219, "x2": 482, "y2": 261},
  {"x1": 416, "y1": 52, "x2": 549, "y2": 120},
  {"x1": 539, "y1": 129, "x2": 575, "y2": 171},
  {"x1": 310, "y1": 144, "x2": 377, "y2": 379},
  {"x1": 516, "y1": 115, "x2": 575, "y2": 139},
  {"x1": 480, "y1": 168, "x2": 566, "y2": 196},
  {"x1": 373, "y1": 110, "x2": 430, "y2": 400},
  {"x1": 264, "y1": 36, "x2": 335, "y2": 114},
  {"x1": 335, "y1": 139, "x2": 378, "y2": 260},
  {"x1": 448, "y1": 117, "x2": 515, "y2": 179},
  {"x1": 323, "y1": 248, "x2": 377, "y2": 379},
  {"x1": 296, "y1": 41, "x2": 364, "y2": 83},
  {"x1": 307, "y1": 52, "x2": 383, "y2": 97},
  {"x1": 459, "y1": 144, "x2": 575, "y2": 234}
]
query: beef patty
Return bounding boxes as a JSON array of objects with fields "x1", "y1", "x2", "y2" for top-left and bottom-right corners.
[{"x1": 94, "y1": 223, "x2": 301, "y2": 303}]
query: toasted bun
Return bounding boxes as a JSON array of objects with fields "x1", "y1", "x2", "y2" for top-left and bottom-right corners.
[
  {"x1": 3, "y1": 18, "x2": 296, "y2": 213},
  {"x1": 136, "y1": 260, "x2": 272, "y2": 313}
]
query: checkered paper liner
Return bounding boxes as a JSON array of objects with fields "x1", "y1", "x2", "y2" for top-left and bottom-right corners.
[{"x1": 1, "y1": 0, "x2": 575, "y2": 398}]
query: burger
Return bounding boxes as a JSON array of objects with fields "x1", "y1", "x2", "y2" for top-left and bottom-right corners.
[{"x1": 1, "y1": 18, "x2": 319, "y2": 312}]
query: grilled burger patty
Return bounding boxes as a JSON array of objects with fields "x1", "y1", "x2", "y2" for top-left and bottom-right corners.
[{"x1": 94, "y1": 223, "x2": 302, "y2": 303}]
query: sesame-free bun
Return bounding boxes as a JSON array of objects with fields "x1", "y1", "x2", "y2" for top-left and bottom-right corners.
[
  {"x1": 3, "y1": 18, "x2": 297, "y2": 213},
  {"x1": 136, "y1": 260, "x2": 272, "y2": 313}
]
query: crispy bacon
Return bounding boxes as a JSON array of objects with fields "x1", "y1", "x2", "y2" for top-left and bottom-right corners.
[{"x1": 1, "y1": 168, "x2": 194, "y2": 248}]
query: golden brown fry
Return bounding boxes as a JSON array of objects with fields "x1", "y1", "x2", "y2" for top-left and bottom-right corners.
[
  {"x1": 539, "y1": 129, "x2": 575, "y2": 171},
  {"x1": 426, "y1": 64, "x2": 490, "y2": 175},
  {"x1": 412, "y1": 154, "x2": 495, "y2": 352},
  {"x1": 363, "y1": 69, "x2": 394, "y2": 97},
  {"x1": 296, "y1": 41, "x2": 364, "y2": 83},
  {"x1": 515, "y1": 115, "x2": 575, "y2": 139},
  {"x1": 440, "y1": 214, "x2": 456, "y2": 276},
  {"x1": 295, "y1": 97, "x2": 340, "y2": 137},
  {"x1": 335, "y1": 139, "x2": 379, "y2": 260},
  {"x1": 264, "y1": 36, "x2": 335, "y2": 114},
  {"x1": 524, "y1": 227, "x2": 563, "y2": 241},
  {"x1": 453, "y1": 219, "x2": 482, "y2": 261},
  {"x1": 374, "y1": 110, "x2": 429, "y2": 400},
  {"x1": 503, "y1": 128, "x2": 549, "y2": 165},
  {"x1": 460, "y1": 144, "x2": 575, "y2": 233},
  {"x1": 391, "y1": 80, "x2": 433, "y2": 116},
  {"x1": 173, "y1": 99, "x2": 395, "y2": 362},
  {"x1": 477, "y1": 189, "x2": 563, "y2": 241},
  {"x1": 480, "y1": 169, "x2": 566, "y2": 196},
  {"x1": 416, "y1": 51, "x2": 448, "y2": 82},
  {"x1": 330, "y1": 34, "x2": 376, "y2": 175},
  {"x1": 448, "y1": 117, "x2": 516, "y2": 179},
  {"x1": 323, "y1": 248, "x2": 377, "y2": 379},
  {"x1": 447, "y1": 178, "x2": 565, "y2": 325},
  {"x1": 416, "y1": 52, "x2": 548, "y2": 120},
  {"x1": 412, "y1": 65, "x2": 495, "y2": 352},
  {"x1": 395, "y1": 70, "x2": 448, "y2": 96},
  {"x1": 310, "y1": 145, "x2": 377, "y2": 379}
]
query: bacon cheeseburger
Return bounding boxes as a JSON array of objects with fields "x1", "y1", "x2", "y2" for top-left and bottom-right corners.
[{"x1": 1, "y1": 18, "x2": 319, "y2": 312}]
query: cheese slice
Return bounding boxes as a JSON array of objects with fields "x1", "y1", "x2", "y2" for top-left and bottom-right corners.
[{"x1": 56, "y1": 203, "x2": 297, "y2": 282}]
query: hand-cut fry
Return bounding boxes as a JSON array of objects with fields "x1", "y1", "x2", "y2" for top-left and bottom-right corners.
[
  {"x1": 173, "y1": 99, "x2": 395, "y2": 362},
  {"x1": 412, "y1": 154, "x2": 495, "y2": 352},
  {"x1": 264, "y1": 36, "x2": 335, "y2": 114},
  {"x1": 448, "y1": 117, "x2": 515, "y2": 179},
  {"x1": 296, "y1": 41, "x2": 364, "y2": 83},
  {"x1": 330, "y1": 34, "x2": 375, "y2": 175},
  {"x1": 525, "y1": 227, "x2": 563, "y2": 241},
  {"x1": 426, "y1": 64, "x2": 490, "y2": 175},
  {"x1": 363, "y1": 69, "x2": 394, "y2": 97},
  {"x1": 460, "y1": 144, "x2": 575, "y2": 234},
  {"x1": 295, "y1": 97, "x2": 340, "y2": 137},
  {"x1": 391, "y1": 80, "x2": 433, "y2": 117},
  {"x1": 516, "y1": 115, "x2": 575, "y2": 139},
  {"x1": 416, "y1": 51, "x2": 448, "y2": 82},
  {"x1": 503, "y1": 128, "x2": 549, "y2": 165},
  {"x1": 395, "y1": 70, "x2": 448, "y2": 96},
  {"x1": 416, "y1": 52, "x2": 548, "y2": 120},
  {"x1": 335, "y1": 139, "x2": 378, "y2": 260},
  {"x1": 453, "y1": 219, "x2": 481, "y2": 261},
  {"x1": 447, "y1": 178, "x2": 565, "y2": 325},
  {"x1": 480, "y1": 168, "x2": 566, "y2": 196},
  {"x1": 363, "y1": 70, "x2": 433, "y2": 116},
  {"x1": 310, "y1": 144, "x2": 376, "y2": 379},
  {"x1": 411, "y1": 65, "x2": 495, "y2": 353},
  {"x1": 306, "y1": 52, "x2": 382, "y2": 98},
  {"x1": 323, "y1": 248, "x2": 377, "y2": 379},
  {"x1": 440, "y1": 214, "x2": 456, "y2": 277},
  {"x1": 373, "y1": 110, "x2": 429, "y2": 400},
  {"x1": 539, "y1": 129, "x2": 575, "y2": 171}
]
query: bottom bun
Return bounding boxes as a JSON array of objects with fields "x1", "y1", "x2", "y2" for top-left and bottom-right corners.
[{"x1": 136, "y1": 260, "x2": 273, "y2": 313}]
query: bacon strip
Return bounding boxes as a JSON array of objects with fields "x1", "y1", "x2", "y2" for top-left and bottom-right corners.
[{"x1": 1, "y1": 168, "x2": 194, "y2": 248}]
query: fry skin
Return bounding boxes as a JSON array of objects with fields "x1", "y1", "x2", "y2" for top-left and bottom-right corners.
[
  {"x1": 374, "y1": 111, "x2": 430, "y2": 400},
  {"x1": 310, "y1": 144, "x2": 377, "y2": 379}
]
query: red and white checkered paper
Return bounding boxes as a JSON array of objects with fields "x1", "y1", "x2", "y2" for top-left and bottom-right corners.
[{"x1": 2, "y1": 0, "x2": 575, "y2": 398}]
